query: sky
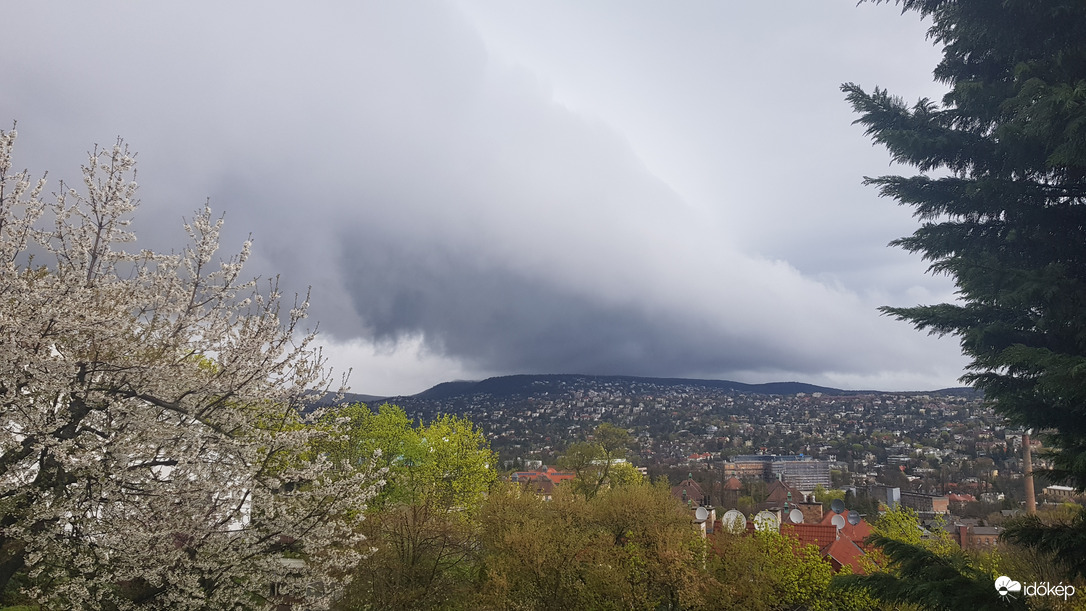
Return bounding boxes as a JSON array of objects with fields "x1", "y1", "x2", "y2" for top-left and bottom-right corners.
[{"x1": 1, "y1": 1, "x2": 970, "y2": 396}]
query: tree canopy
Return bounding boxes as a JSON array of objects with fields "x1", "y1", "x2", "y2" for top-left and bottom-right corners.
[
  {"x1": 843, "y1": 0, "x2": 1086, "y2": 575},
  {"x1": 0, "y1": 130, "x2": 379, "y2": 609},
  {"x1": 328, "y1": 404, "x2": 496, "y2": 611},
  {"x1": 557, "y1": 422, "x2": 632, "y2": 500}
]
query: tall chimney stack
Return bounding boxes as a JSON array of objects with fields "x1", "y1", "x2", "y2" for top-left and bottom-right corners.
[{"x1": 1023, "y1": 430, "x2": 1037, "y2": 514}]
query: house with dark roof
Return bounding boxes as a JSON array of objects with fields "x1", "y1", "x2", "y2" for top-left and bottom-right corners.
[{"x1": 672, "y1": 475, "x2": 707, "y2": 507}]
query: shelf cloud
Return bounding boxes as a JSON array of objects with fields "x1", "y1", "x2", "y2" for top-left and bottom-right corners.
[{"x1": 1, "y1": 1, "x2": 966, "y2": 395}]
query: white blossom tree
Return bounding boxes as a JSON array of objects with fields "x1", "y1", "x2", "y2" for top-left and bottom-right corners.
[{"x1": 0, "y1": 128, "x2": 380, "y2": 609}]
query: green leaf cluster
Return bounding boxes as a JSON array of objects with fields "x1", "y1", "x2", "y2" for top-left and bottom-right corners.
[
  {"x1": 326, "y1": 404, "x2": 496, "y2": 611},
  {"x1": 710, "y1": 529, "x2": 873, "y2": 611},
  {"x1": 476, "y1": 481, "x2": 707, "y2": 611},
  {"x1": 318, "y1": 403, "x2": 496, "y2": 513},
  {"x1": 558, "y1": 423, "x2": 633, "y2": 500}
]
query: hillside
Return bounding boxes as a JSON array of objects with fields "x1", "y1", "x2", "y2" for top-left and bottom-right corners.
[{"x1": 400, "y1": 373, "x2": 977, "y2": 402}]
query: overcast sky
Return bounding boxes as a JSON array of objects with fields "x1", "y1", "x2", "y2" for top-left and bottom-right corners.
[{"x1": 1, "y1": 1, "x2": 970, "y2": 395}]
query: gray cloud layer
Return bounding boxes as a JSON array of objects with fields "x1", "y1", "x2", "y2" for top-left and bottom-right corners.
[{"x1": 1, "y1": 1, "x2": 966, "y2": 393}]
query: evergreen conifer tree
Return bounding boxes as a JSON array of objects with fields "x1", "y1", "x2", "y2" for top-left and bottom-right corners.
[{"x1": 843, "y1": 0, "x2": 1086, "y2": 576}]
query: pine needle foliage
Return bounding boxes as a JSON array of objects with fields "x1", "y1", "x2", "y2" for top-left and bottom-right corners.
[
  {"x1": 835, "y1": 536, "x2": 1026, "y2": 611},
  {"x1": 843, "y1": 0, "x2": 1086, "y2": 576}
]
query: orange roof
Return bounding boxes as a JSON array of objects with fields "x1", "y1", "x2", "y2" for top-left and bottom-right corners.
[
  {"x1": 822, "y1": 537, "x2": 867, "y2": 575},
  {"x1": 840, "y1": 518, "x2": 872, "y2": 545},
  {"x1": 512, "y1": 467, "x2": 576, "y2": 485},
  {"x1": 781, "y1": 523, "x2": 837, "y2": 549},
  {"x1": 820, "y1": 510, "x2": 871, "y2": 536}
]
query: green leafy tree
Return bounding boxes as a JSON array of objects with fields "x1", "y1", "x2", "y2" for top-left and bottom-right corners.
[
  {"x1": 842, "y1": 0, "x2": 1086, "y2": 577},
  {"x1": 328, "y1": 404, "x2": 496, "y2": 611},
  {"x1": 871, "y1": 506, "x2": 957, "y2": 557},
  {"x1": 814, "y1": 485, "x2": 846, "y2": 512},
  {"x1": 709, "y1": 529, "x2": 872, "y2": 611},
  {"x1": 606, "y1": 461, "x2": 645, "y2": 488},
  {"x1": 558, "y1": 423, "x2": 632, "y2": 500},
  {"x1": 475, "y1": 485, "x2": 607, "y2": 610},
  {"x1": 476, "y1": 481, "x2": 707, "y2": 611}
]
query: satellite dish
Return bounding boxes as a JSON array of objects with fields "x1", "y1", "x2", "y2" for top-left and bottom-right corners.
[
  {"x1": 847, "y1": 510, "x2": 861, "y2": 526},
  {"x1": 831, "y1": 498, "x2": 845, "y2": 514},
  {"x1": 695, "y1": 506, "x2": 709, "y2": 522},
  {"x1": 754, "y1": 510, "x2": 779, "y2": 532},
  {"x1": 831, "y1": 514, "x2": 846, "y2": 530},
  {"x1": 722, "y1": 509, "x2": 746, "y2": 533},
  {"x1": 789, "y1": 508, "x2": 804, "y2": 524}
]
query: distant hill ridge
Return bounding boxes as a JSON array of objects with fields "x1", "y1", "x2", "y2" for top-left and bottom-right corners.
[{"x1": 390, "y1": 374, "x2": 978, "y2": 402}]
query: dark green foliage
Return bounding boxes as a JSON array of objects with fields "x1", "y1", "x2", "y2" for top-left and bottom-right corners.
[
  {"x1": 1002, "y1": 510, "x2": 1086, "y2": 583},
  {"x1": 835, "y1": 536, "x2": 1025, "y2": 611},
  {"x1": 844, "y1": 0, "x2": 1086, "y2": 575}
]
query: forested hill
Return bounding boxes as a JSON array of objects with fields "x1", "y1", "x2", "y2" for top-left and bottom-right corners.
[{"x1": 337, "y1": 374, "x2": 978, "y2": 405}]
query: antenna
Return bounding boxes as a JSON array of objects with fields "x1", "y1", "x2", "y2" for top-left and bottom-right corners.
[
  {"x1": 695, "y1": 506, "x2": 709, "y2": 522},
  {"x1": 831, "y1": 514, "x2": 846, "y2": 530},
  {"x1": 831, "y1": 498, "x2": 845, "y2": 514},
  {"x1": 847, "y1": 510, "x2": 861, "y2": 526},
  {"x1": 721, "y1": 509, "x2": 746, "y2": 533},
  {"x1": 789, "y1": 508, "x2": 804, "y2": 524}
]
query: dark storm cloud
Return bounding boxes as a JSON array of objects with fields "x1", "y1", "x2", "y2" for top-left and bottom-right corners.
[
  {"x1": 338, "y1": 237, "x2": 785, "y2": 377},
  {"x1": 0, "y1": 1, "x2": 966, "y2": 393}
]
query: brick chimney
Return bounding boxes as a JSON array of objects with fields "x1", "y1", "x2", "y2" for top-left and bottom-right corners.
[{"x1": 1023, "y1": 431, "x2": 1036, "y2": 514}]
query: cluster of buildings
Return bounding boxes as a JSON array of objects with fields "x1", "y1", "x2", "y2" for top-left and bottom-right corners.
[
  {"x1": 398, "y1": 376, "x2": 999, "y2": 496},
  {"x1": 721, "y1": 454, "x2": 833, "y2": 490},
  {"x1": 509, "y1": 465, "x2": 576, "y2": 500},
  {"x1": 397, "y1": 375, "x2": 1086, "y2": 556},
  {"x1": 672, "y1": 475, "x2": 871, "y2": 573}
]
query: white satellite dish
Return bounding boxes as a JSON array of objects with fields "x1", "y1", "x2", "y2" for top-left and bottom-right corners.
[
  {"x1": 754, "y1": 510, "x2": 779, "y2": 532},
  {"x1": 847, "y1": 510, "x2": 861, "y2": 526},
  {"x1": 789, "y1": 508, "x2": 804, "y2": 524},
  {"x1": 831, "y1": 514, "x2": 846, "y2": 530},
  {"x1": 721, "y1": 509, "x2": 746, "y2": 533},
  {"x1": 695, "y1": 506, "x2": 709, "y2": 522}
]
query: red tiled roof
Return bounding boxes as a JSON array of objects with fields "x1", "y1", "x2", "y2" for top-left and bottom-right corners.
[
  {"x1": 840, "y1": 519, "x2": 872, "y2": 545},
  {"x1": 818, "y1": 511, "x2": 873, "y2": 546},
  {"x1": 822, "y1": 537, "x2": 867, "y2": 574},
  {"x1": 512, "y1": 467, "x2": 576, "y2": 485},
  {"x1": 781, "y1": 523, "x2": 837, "y2": 549}
]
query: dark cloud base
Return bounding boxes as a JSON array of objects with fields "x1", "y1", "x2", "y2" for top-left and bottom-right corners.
[{"x1": 339, "y1": 234, "x2": 818, "y2": 378}]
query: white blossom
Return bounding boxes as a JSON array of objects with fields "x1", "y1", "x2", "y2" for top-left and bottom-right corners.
[{"x1": 0, "y1": 129, "x2": 380, "y2": 609}]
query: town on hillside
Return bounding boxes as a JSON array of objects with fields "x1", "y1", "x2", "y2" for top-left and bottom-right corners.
[{"x1": 393, "y1": 375, "x2": 1075, "y2": 557}]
